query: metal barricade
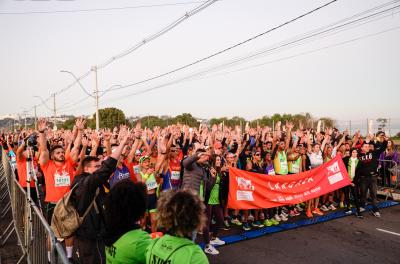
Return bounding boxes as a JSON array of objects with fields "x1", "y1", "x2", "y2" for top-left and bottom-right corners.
[
  {"x1": 377, "y1": 159, "x2": 400, "y2": 201},
  {"x1": 0, "y1": 147, "x2": 69, "y2": 264}
]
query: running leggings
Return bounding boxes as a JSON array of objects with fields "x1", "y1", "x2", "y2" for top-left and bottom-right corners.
[{"x1": 203, "y1": 204, "x2": 224, "y2": 245}]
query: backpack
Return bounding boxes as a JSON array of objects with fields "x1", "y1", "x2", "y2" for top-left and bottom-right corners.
[{"x1": 51, "y1": 184, "x2": 99, "y2": 239}]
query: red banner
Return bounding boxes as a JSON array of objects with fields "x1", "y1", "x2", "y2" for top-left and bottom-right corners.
[{"x1": 228, "y1": 155, "x2": 351, "y2": 209}]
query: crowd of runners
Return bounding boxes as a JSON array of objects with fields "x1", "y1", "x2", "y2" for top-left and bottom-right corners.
[{"x1": 0, "y1": 117, "x2": 397, "y2": 264}]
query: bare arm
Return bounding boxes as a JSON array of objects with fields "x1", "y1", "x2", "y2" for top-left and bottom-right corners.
[{"x1": 38, "y1": 119, "x2": 49, "y2": 166}]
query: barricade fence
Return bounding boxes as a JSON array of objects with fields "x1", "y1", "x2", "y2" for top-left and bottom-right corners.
[
  {"x1": 378, "y1": 159, "x2": 399, "y2": 188},
  {"x1": 0, "y1": 147, "x2": 69, "y2": 264}
]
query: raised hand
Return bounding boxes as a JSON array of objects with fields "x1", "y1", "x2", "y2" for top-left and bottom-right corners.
[
  {"x1": 38, "y1": 118, "x2": 47, "y2": 132},
  {"x1": 75, "y1": 118, "x2": 86, "y2": 130}
]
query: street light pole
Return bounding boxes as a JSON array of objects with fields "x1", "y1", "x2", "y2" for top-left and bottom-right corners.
[
  {"x1": 53, "y1": 93, "x2": 57, "y2": 130},
  {"x1": 92, "y1": 66, "x2": 100, "y2": 132}
]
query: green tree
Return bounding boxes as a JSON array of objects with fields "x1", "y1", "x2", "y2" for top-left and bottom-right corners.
[
  {"x1": 135, "y1": 116, "x2": 166, "y2": 129},
  {"x1": 172, "y1": 113, "x2": 199, "y2": 127},
  {"x1": 59, "y1": 117, "x2": 77, "y2": 130},
  {"x1": 88, "y1": 107, "x2": 126, "y2": 129}
]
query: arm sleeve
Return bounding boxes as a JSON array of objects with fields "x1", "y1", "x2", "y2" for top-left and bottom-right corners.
[{"x1": 182, "y1": 155, "x2": 200, "y2": 170}]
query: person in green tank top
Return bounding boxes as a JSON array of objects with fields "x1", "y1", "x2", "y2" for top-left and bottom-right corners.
[
  {"x1": 146, "y1": 189, "x2": 209, "y2": 264},
  {"x1": 104, "y1": 180, "x2": 152, "y2": 264}
]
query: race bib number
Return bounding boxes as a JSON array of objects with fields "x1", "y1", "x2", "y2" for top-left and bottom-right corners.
[
  {"x1": 280, "y1": 162, "x2": 288, "y2": 172},
  {"x1": 171, "y1": 171, "x2": 181, "y2": 181},
  {"x1": 268, "y1": 169, "x2": 276, "y2": 175},
  {"x1": 54, "y1": 171, "x2": 71, "y2": 187},
  {"x1": 146, "y1": 178, "x2": 158, "y2": 191},
  {"x1": 133, "y1": 165, "x2": 140, "y2": 174},
  {"x1": 291, "y1": 162, "x2": 300, "y2": 173}
]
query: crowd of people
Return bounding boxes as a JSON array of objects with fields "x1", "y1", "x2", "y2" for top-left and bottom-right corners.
[{"x1": 0, "y1": 117, "x2": 395, "y2": 264}]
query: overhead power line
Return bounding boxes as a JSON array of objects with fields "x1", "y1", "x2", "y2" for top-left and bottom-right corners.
[
  {"x1": 52, "y1": 0, "x2": 218, "y2": 97},
  {"x1": 0, "y1": 1, "x2": 208, "y2": 15},
  {"x1": 101, "y1": 0, "x2": 339, "y2": 94},
  {"x1": 104, "y1": 0, "x2": 399, "y2": 94}
]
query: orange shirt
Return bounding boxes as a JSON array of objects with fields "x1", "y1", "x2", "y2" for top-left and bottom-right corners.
[
  {"x1": 16, "y1": 155, "x2": 37, "y2": 188},
  {"x1": 41, "y1": 157, "x2": 76, "y2": 203}
]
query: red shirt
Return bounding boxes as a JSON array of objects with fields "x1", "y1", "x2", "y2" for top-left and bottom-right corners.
[
  {"x1": 41, "y1": 157, "x2": 76, "y2": 203},
  {"x1": 16, "y1": 155, "x2": 37, "y2": 188}
]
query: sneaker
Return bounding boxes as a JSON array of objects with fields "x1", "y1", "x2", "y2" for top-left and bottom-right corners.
[
  {"x1": 360, "y1": 207, "x2": 366, "y2": 212},
  {"x1": 210, "y1": 237, "x2": 226, "y2": 246},
  {"x1": 312, "y1": 208, "x2": 324, "y2": 216},
  {"x1": 289, "y1": 210, "x2": 296, "y2": 217},
  {"x1": 295, "y1": 204, "x2": 304, "y2": 212},
  {"x1": 231, "y1": 218, "x2": 242, "y2": 226},
  {"x1": 271, "y1": 218, "x2": 280, "y2": 226},
  {"x1": 356, "y1": 213, "x2": 364, "y2": 219},
  {"x1": 344, "y1": 209, "x2": 352, "y2": 215},
  {"x1": 242, "y1": 222, "x2": 251, "y2": 231},
  {"x1": 281, "y1": 211, "x2": 289, "y2": 218},
  {"x1": 274, "y1": 214, "x2": 281, "y2": 222},
  {"x1": 329, "y1": 204, "x2": 337, "y2": 211},
  {"x1": 320, "y1": 205, "x2": 329, "y2": 212},
  {"x1": 264, "y1": 219, "x2": 273, "y2": 227},
  {"x1": 372, "y1": 211, "x2": 381, "y2": 218},
  {"x1": 223, "y1": 220, "x2": 231, "y2": 230},
  {"x1": 339, "y1": 202, "x2": 345, "y2": 208},
  {"x1": 306, "y1": 209, "x2": 313, "y2": 218},
  {"x1": 252, "y1": 221, "x2": 263, "y2": 228},
  {"x1": 292, "y1": 209, "x2": 301, "y2": 216},
  {"x1": 248, "y1": 214, "x2": 255, "y2": 222},
  {"x1": 279, "y1": 214, "x2": 288, "y2": 222},
  {"x1": 282, "y1": 207, "x2": 289, "y2": 213},
  {"x1": 204, "y1": 245, "x2": 219, "y2": 255}
]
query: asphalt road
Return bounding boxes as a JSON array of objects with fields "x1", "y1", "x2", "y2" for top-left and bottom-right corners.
[{"x1": 208, "y1": 205, "x2": 400, "y2": 264}]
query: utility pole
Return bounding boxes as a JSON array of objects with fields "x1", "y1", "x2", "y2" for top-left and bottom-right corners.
[
  {"x1": 34, "y1": 106, "x2": 37, "y2": 131},
  {"x1": 388, "y1": 118, "x2": 391, "y2": 136},
  {"x1": 92, "y1": 66, "x2": 100, "y2": 132},
  {"x1": 24, "y1": 111, "x2": 27, "y2": 130},
  {"x1": 349, "y1": 120, "x2": 352, "y2": 135},
  {"x1": 53, "y1": 93, "x2": 57, "y2": 130}
]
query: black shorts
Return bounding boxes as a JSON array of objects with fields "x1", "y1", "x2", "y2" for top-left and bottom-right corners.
[
  {"x1": 46, "y1": 203, "x2": 57, "y2": 223},
  {"x1": 147, "y1": 193, "x2": 157, "y2": 213}
]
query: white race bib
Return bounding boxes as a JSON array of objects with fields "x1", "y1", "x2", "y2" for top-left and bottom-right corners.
[
  {"x1": 268, "y1": 169, "x2": 276, "y2": 175},
  {"x1": 146, "y1": 177, "x2": 158, "y2": 191},
  {"x1": 171, "y1": 171, "x2": 180, "y2": 181},
  {"x1": 54, "y1": 171, "x2": 71, "y2": 187},
  {"x1": 133, "y1": 165, "x2": 140, "y2": 174},
  {"x1": 291, "y1": 162, "x2": 300, "y2": 173}
]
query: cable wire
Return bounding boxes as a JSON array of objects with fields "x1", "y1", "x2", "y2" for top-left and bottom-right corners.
[{"x1": 0, "y1": 1, "x2": 207, "y2": 15}]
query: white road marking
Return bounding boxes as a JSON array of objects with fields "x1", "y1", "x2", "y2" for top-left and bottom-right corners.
[{"x1": 376, "y1": 228, "x2": 400, "y2": 237}]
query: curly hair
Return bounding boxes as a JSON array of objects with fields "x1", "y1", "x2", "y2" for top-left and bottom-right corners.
[
  {"x1": 103, "y1": 180, "x2": 147, "y2": 246},
  {"x1": 157, "y1": 189, "x2": 206, "y2": 238}
]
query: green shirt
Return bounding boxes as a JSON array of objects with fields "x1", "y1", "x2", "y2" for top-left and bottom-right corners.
[
  {"x1": 208, "y1": 173, "x2": 220, "y2": 205},
  {"x1": 146, "y1": 234, "x2": 209, "y2": 264},
  {"x1": 106, "y1": 229, "x2": 152, "y2": 264}
]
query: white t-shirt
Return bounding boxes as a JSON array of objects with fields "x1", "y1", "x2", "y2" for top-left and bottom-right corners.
[{"x1": 308, "y1": 151, "x2": 323, "y2": 169}]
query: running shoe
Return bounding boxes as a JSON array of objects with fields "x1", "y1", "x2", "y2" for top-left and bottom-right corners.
[
  {"x1": 329, "y1": 204, "x2": 337, "y2": 211},
  {"x1": 264, "y1": 219, "x2": 273, "y2": 227},
  {"x1": 295, "y1": 204, "x2": 304, "y2": 212},
  {"x1": 360, "y1": 207, "x2": 366, "y2": 213},
  {"x1": 289, "y1": 210, "x2": 296, "y2": 217},
  {"x1": 281, "y1": 211, "x2": 289, "y2": 218},
  {"x1": 306, "y1": 209, "x2": 313, "y2": 218},
  {"x1": 204, "y1": 245, "x2": 219, "y2": 255},
  {"x1": 270, "y1": 218, "x2": 280, "y2": 226},
  {"x1": 279, "y1": 214, "x2": 288, "y2": 222},
  {"x1": 292, "y1": 208, "x2": 301, "y2": 216},
  {"x1": 372, "y1": 211, "x2": 381, "y2": 218},
  {"x1": 252, "y1": 221, "x2": 263, "y2": 228},
  {"x1": 231, "y1": 218, "x2": 242, "y2": 226},
  {"x1": 356, "y1": 212, "x2": 364, "y2": 219},
  {"x1": 274, "y1": 214, "x2": 281, "y2": 222},
  {"x1": 344, "y1": 209, "x2": 353, "y2": 214},
  {"x1": 242, "y1": 222, "x2": 251, "y2": 231},
  {"x1": 312, "y1": 208, "x2": 324, "y2": 216},
  {"x1": 248, "y1": 214, "x2": 255, "y2": 222},
  {"x1": 320, "y1": 205, "x2": 329, "y2": 212},
  {"x1": 223, "y1": 220, "x2": 231, "y2": 230},
  {"x1": 210, "y1": 237, "x2": 226, "y2": 246},
  {"x1": 339, "y1": 202, "x2": 345, "y2": 208}
]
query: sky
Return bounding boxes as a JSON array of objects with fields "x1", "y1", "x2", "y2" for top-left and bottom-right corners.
[{"x1": 0, "y1": 0, "x2": 399, "y2": 128}]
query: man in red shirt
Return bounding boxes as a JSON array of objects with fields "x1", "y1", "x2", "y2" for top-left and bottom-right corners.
[{"x1": 38, "y1": 118, "x2": 84, "y2": 261}]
